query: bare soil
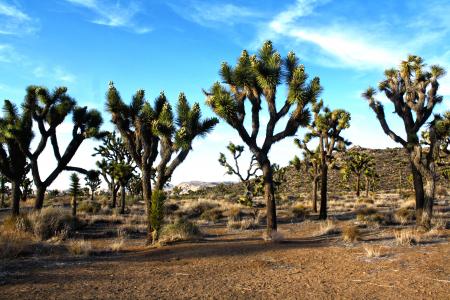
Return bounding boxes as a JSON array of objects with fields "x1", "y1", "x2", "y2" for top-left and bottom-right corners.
[{"x1": 1, "y1": 219, "x2": 449, "y2": 300}]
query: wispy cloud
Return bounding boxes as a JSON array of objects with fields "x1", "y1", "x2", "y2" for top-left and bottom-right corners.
[
  {"x1": 0, "y1": 44, "x2": 18, "y2": 62},
  {"x1": 33, "y1": 65, "x2": 76, "y2": 84},
  {"x1": 0, "y1": 1, "x2": 39, "y2": 35},
  {"x1": 257, "y1": 0, "x2": 450, "y2": 71},
  {"x1": 169, "y1": 1, "x2": 262, "y2": 27},
  {"x1": 65, "y1": 0, "x2": 151, "y2": 33}
]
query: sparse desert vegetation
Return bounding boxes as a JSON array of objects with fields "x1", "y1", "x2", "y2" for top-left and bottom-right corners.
[{"x1": 0, "y1": 6, "x2": 449, "y2": 299}]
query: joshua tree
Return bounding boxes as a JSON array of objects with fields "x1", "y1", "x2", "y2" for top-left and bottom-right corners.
[
  {"x1": 204, "y1": 41, "x2": 321, "y2": 236},
  {"x1": 218, "y1": 142, "x2": 260, "y2": 206},
  {"x1": 69, "y1": 173, "x2": 81, "y2": 217},
  {"x1": 85, "y1": 170, "x2": 101, "y2": 201},
  {"x1": 112, "y1": 162, "x2": 134, "y2": 214},
  {"x1": 363, "y1": 166, "x2": 379, "y2": 197},
  {"x1": 128, "y1": 173, "x2": 143, "y2": 200},
  {"x1": 362, "y1": 55, "x2": 446, "y2": 226},
  {"x1": 12, "y1": 86, "x2": 104, "y2": 210},
  {"x1": 0, "y1": 100, "x2": 33, "y2": 215},
  {"x1": 290, "y1": 139, "x2": 321, "y2": 212},
  {"x1": 107, "y1": 83, "x2": 218, "y2": 241},
  {"x1": 342, "y1": 151, "x2": 374, "y2": 197},
  {"x1": 303, "y1": 100, "x2": 350, "y2": 219},
  {"x1": 271, "y1": 163, "x2": 287, "y2": 195},
  {"x1": 93, "y1": 131, "x2": 132, "y2": 207}
]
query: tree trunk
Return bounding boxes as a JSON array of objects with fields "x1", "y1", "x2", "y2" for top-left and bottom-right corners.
[
  {"x1": 120, "y1": 184, "x2": 126, "y2": 214},
  {"x1": 365, "y1": 176, "x2": 369, "y2": 198},
  {"x1": 422, "y1": 177, "x2": 435, "y2": 228},
  {"x1": 91, "y1": 189, "x2": 94, "y2": 201},
  {"x1": 142, "y1": 168, "x2": 153, "y2": 242},
  {"x1": 261, "y1": 160, "x2": 277, "y2": 236},
  {"x1": 312, "y1": 177, "x2": 318, "y2": 213},
  {"x1": 11, "y1": 180, "x2": 21, "y2": 216},
  {"x1": 34, "y1": 186, "x2": 46, "y2": 210},
  {"x1": 111, "y1": 184, "x2": 118, "y2": 208},
  {"x1": 72, "y1": 195, "x2": 77, "y2": 217},
  {"x1": 1, "y1": 191, "x2": 4, "y2": 208},
  {"x1": 319, "y1": 164, "x2": 328, "y2": 220},
  {"x1": 356, "y1": 174, "x2": 361, "y2": 197},
  {"x1": 410, "y1": 162, "x2": 425, "y2": 223}
]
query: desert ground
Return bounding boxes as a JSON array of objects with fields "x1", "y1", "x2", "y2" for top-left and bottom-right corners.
[{"x1": 0, "y1": 191, "x2": 449, "y2": 299}]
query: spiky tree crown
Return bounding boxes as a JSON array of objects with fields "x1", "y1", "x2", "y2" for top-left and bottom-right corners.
[
  {"x1": 205, "y1": 40, "x2": 321, "y2": 155},
  {"x1": 362, "y1": 55, "x2": 445, "y2": 147}
]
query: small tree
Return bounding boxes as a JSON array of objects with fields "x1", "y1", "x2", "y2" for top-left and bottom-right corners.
[
  {"x1": 0, "y1": 100, "x2": 33, "y2": 215},
  {"x1": 14, "y1": 86, "x2": 104, "y2": 210},
  {"x1": 205, "y1": 41, "x2": 321, "y2": 236},
  {"x1": 93, "y1": 131, "x2": 132, "y2": 207},
  {"x1": 290, "y1": 139, "x2": 321, "y2": 212},
  {"x1": 112, "y1": 162, "x2": 134, "y2": 214},
  {"x1": 362, "y1": 55, "x2": 446, "y2": 226},
  {"x1": 218, "y1": 142, "x2": 260, "y2": 206},
  {"x1": 363, "y1": 166, "x2": 379, "y2": 197},
  {"x1": 69, "y1": 173, "x2": 81, "y2": 217},
  {"x1": 303, "y1": 100, "x2": 350, "y2": 219},
  {"x1": 342, "y1": 151, "x2": 374, "y2": 197},
  {"x1": 85, "y1": 170, "x2": 101, "y2": 201}
]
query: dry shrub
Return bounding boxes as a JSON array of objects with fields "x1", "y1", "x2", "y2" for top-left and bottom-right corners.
[
  {"x1": 117, "y1": 223, "x2": 146, "y2": 238},
  {"x1": 227, "y1": 217, "x2": 259, "y2": 231},
  {"x1": 342, "y1": 225, "x2": 360, "y2": 243},
  {"x1": 27, "y1": 207, "x2": 73, "y2": 240},
  {"x1": 363, "y1": 244, "x2": 383, "y2": 258},
  {"x1": 400, "y1": 198, "x2": 415, "y2": 209},
  {"x1": 0, "y1": 229, "x2": 35, "y2": 259},
  {"x1": 290, "y1": 204, "x2": 308, "y2": 221},
  {"x1": 200, "y1": 208, "x2": 223, "y2": 223},
  {"x1": 179, "y1": 200, "x2": 219, "y2": 219},
  {"x1": 432, "y1": 214, "x2": 448, "y2": 230},
  {"x1": 356, "y1": 206, "x2": 377, "y2": 216},
  {"x1": 394, "y1": 229, "x2": 421, "y2": 246},
  {"x1": 78, "y1": 201, "x2": 101, "y2": 214},
  {"x1": 317, "y1": 220, "x2": 341, "y2": 236},
  {"x1": 88, "y1": 214, "x2": 123, "y2": 225},
  {"x1": 224, "y1": 205, "x2": 243, "y2": 221},
  {"x1": 159, "y1": 219, "x2": 201, "y2": 243},
  {"x1": 67, "y1": 239, "x2": 92, "y2": 256},
  {"x1": 395, "y1": 208, "x2": 414, "y2": 225}
]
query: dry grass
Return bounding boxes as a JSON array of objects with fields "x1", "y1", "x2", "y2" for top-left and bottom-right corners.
[
  {"x1": 109, "y1": 238, "x2": 126, "y2": 252},
  {"x1": 394, "y1": 229, "x2": 421, "y2": 246},
  {"x1": 29, "y1": 207, "x2": 73, "y2": 240},
  {"x1": 342, "y1": 225, "x2": 360, "y2": 243},
  {"x1": 67, "y1": 239, "x2": 92, "y2": 256},
  {"x1": 262, "y1": 230, "x2": 284, "y2": 242},
  {"x1": 363, "y1": 244, "x2": 383, "y2": 258},
  {"x1": 395, "y1": 208, "x2": 414, "y2": 225},
  {"x1": 227, "y1": 217, "x2": 259, "y2": 231},
  {"x1": 290, "y1": 203, "x2": 308, "y2": 220},
  {"x1": 0, "y1": 229, "x2": 35, "y2": 259},
  {"x1": 316, "y1": 220, "x2": 341, "y2": 236}
]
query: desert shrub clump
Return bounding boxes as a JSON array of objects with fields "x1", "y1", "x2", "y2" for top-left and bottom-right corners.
[
  {"x1": 28, "y1": 207, "x2": 74, "y2": 240},
  {"x1": 0, "y1": 224, "x2": 35, "y2": 258},
  {"x1": 159, "y1": 219, "x2": 201, "y2": 243},
  {"x1": 395, "y1": 208, "x2": 415, "y2": 225},
  {"x1": 78, "y1": 201, "x2": 101, "y2": 214},
  {"x1": 342, "y1": 225, "x2": 360, "y2": 243},
  {"x1": 290, "y1": 204, "x2": 308, "y2": 221}
]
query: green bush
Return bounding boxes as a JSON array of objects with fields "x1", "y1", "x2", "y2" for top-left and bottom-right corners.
[{"x1": 151, "y1": 190, "x2": 166, "y2": 236}]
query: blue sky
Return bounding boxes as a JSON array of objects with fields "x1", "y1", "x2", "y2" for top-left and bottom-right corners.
[{"x1": 0, "y1": 0, "x2": 449, "y2": 189}]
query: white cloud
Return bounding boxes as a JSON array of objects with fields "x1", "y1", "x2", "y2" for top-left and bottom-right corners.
[
  {"x1": 0, "y1": 44, "x2": 18, "y2": 62},
  {"x1": 65, "y1": 0, "x2": 152, "y2": 33},
  {"x1": 33, "y1": 65, "x2": 77, "y2": 84},
  {"x1": 171, "y1": 1, "x2": 262, "y2": 27},
  {"x1": 0, "y1": 1, "x2": 38, "y2": 35}
]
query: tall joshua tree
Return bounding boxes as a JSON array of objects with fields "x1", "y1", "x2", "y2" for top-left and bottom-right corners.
[
  {"x1": 342, "y1": 151, "x2": 374, "y2": 197},
  {"x1": 0, "y1": 100, "x2": 33, "y2": 215},
  {"x1": 107, "y1": 83, "x2": 217, "y2": 241},
  {"x1": 93, "y1": 131, "x2": 132, "y2": 207},
  {"x1": 304, "y1": 100, "x2": 350, "y2": 219},
  {"x1": 219, "y1": 142, "x2": 260, "y2": 206},
  {"x1": 85, "y1": 170, "x2": 101, "y2": 201},
  {"x1": 15, "y1": 86, "x2": 104, "y2": 209},
  {"x1": 205, "y1": 41, "x2": 321, "y2": 236},
  {"x1": 0, "y1": 174, "x2": 8, "y2": 207},
  {"x1": 69, "y1": 173, "x2": 81, "y2": 217},
  {"x1": 290, "y1": 139, "x2": 321, "y2": 212},
  {"x1": 362, "y1": 55, "x2": 446, "y2": 226}
]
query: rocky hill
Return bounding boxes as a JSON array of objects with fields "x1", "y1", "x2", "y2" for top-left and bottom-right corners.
[{"x1": 187, "y1": 147, "x2": 449, "y2": 198}]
